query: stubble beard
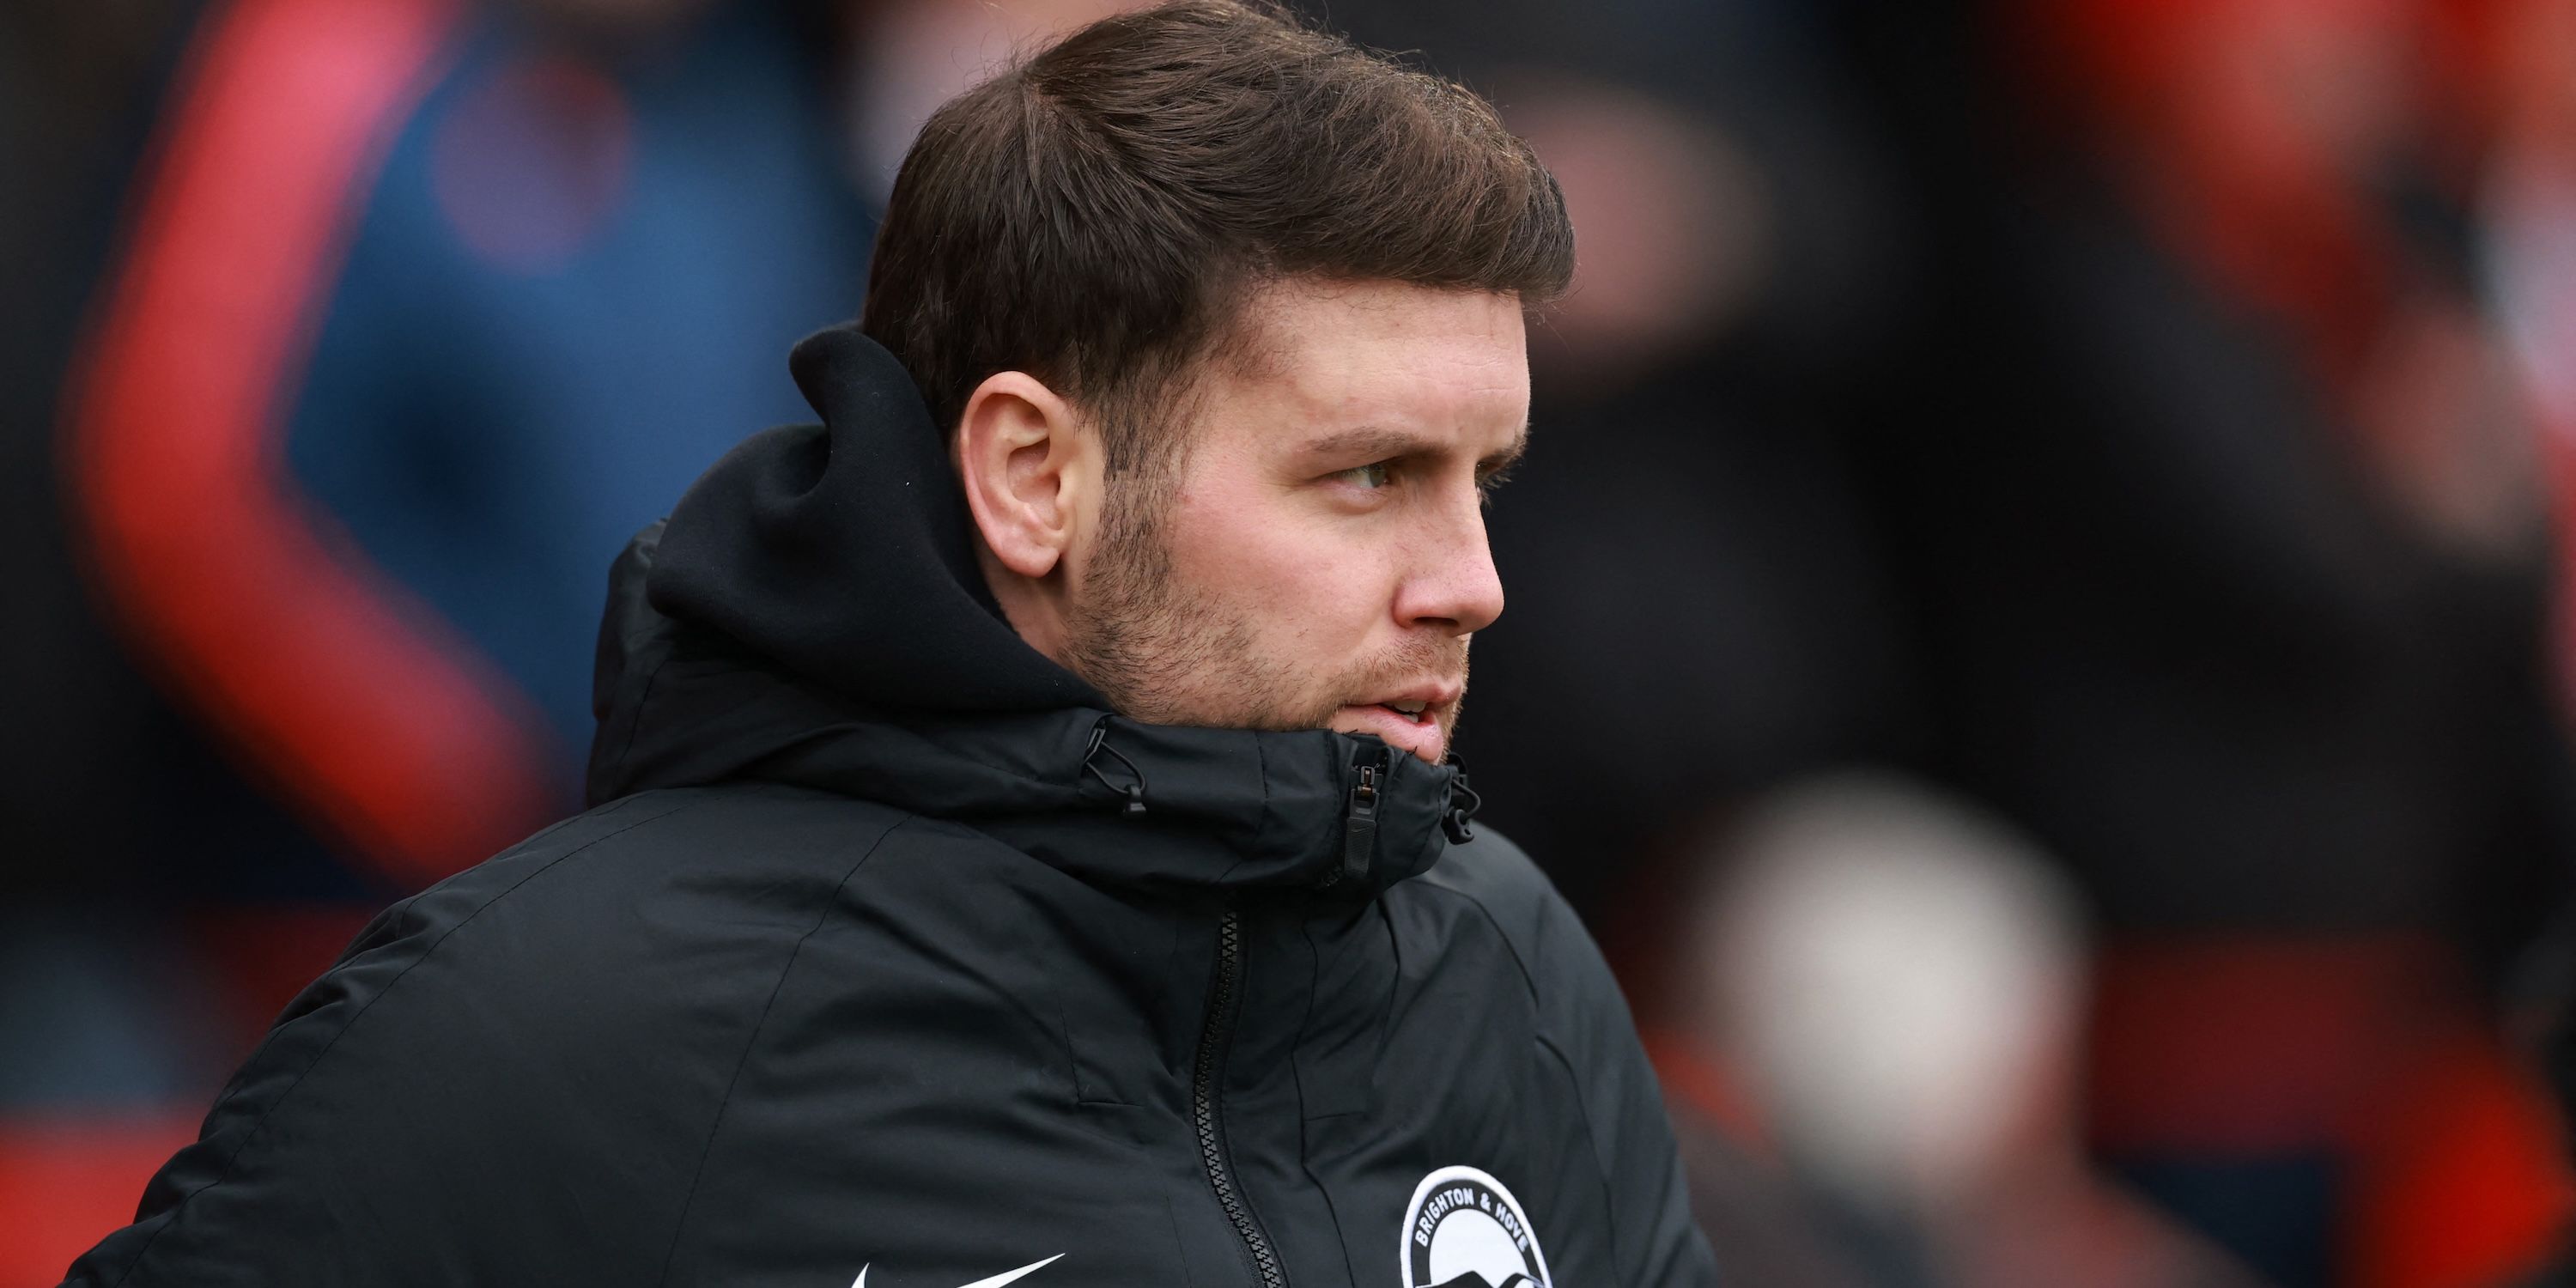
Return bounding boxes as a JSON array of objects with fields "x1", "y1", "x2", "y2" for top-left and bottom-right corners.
[{"x1": 1063, "y1": 483, "x2": 1471, "y2": 748}]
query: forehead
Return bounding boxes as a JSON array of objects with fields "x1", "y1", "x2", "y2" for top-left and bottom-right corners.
[{"x1": 1202, "y1": 280, "x2": 1531, "y2": 444}]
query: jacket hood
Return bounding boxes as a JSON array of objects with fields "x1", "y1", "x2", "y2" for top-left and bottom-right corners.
[{"x1": 586, "y1": 325, "x2": 1477, "y2": 895}]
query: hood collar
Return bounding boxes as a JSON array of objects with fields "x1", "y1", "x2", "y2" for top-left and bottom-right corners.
[
  {"x1": 588, "y1": 326, "x2": 1477, "y2": 896},
  {"x1": 643, "y1": 325, "x2": 1099, "y2": 712}
]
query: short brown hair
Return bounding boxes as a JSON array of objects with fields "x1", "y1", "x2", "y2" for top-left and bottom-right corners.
[{"x1": 858, "y1": 0, "x2": 1574, "y2": 475}]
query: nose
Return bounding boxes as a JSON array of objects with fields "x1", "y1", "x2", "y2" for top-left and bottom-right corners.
[{"x1": 1394, "y1": 495, "x2": 1504, "y2": 636}]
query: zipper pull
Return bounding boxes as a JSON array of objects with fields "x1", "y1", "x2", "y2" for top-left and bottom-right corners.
[{"x1": 1337, "y1": 758, "x2": 1382, "y2": 888}]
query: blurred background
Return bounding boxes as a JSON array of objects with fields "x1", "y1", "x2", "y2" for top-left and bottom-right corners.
[{"x1": 5, "y1": 0, "x2": 2576, "y2": 1283}]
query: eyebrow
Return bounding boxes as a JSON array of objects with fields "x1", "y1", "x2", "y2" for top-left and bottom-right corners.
[{"x1": 1296, "y1": 423, "x2": 1530, "y2": 475}]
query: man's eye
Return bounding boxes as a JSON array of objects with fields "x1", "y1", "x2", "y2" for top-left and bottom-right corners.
[{"x1": 1337, "y1": 461, "x2": 1394, "y2": 489}]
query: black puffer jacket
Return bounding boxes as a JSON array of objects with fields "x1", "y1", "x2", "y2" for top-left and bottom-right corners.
[{"x1": 64, "y1": 328, "x2": 1719, "y2": 1288}]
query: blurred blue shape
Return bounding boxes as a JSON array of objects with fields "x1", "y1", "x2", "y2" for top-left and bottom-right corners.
[{"x1": 285, "y1": 1, "x2": 872, "y2": 761}]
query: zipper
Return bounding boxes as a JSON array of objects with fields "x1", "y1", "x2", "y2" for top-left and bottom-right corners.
[
  {"x1": 1324, "y1": 751, "x2": 1387, "y2": 890},
  {"x1": 1192, "y1": 908, "x2": 1289, "y2": 1287}
]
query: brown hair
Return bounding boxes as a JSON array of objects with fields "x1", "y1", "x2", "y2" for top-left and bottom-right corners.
[{"x1": 858, "y1": 0, "x2": 1574, "y2": 475}]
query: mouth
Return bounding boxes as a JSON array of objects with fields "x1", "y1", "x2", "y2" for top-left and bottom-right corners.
[{"x1": 1334, "y1": 685, "x2": 1461, "y2": 762}]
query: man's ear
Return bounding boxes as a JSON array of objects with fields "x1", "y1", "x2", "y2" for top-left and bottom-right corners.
[{"x1": 954, "y1": 370, "x2": 1097, "y2": 582}]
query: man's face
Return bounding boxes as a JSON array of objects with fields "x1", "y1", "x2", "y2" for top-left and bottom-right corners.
[{"x1": 1060, "y1": 280, "x2": 1528, "y2": 764}]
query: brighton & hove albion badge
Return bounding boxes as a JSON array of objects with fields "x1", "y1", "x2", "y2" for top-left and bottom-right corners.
[{"x1": 1398, "y1": 1165, "x2": 1552, "y2": 1288}]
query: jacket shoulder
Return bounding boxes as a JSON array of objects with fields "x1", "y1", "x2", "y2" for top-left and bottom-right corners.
[
  {"x1": 65, "y1": 785, "x2": 918, "y2": 1286},
  {"x1": 1411, "y1": 826, "x2": 1594, "y2": 1002}
]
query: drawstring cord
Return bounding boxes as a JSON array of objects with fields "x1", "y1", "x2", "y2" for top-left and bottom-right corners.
[
  {"x1": 1329, "y1": 751, "x2": 1482, "y2": 890},
  {"x1": 1085, "y1": 720, "x2": 1480, "y2": 848},
  {"x1": 1443, "y1": 759, "x2": 1481, "y2": 844},
  {"x1": 1084, "y1": 721, "x2": 1148, "y2": 816}
]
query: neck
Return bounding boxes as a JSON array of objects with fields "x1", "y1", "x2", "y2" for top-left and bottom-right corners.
[{"x1": 976, "y1": 543, "x2": 1078, "y2": 672}]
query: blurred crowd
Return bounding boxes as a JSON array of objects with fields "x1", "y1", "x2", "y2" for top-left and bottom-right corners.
[{"x1": 6, "y1": 0, "x2": 2576, "y2": 1285}]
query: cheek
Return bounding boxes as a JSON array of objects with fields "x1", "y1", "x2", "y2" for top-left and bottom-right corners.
[{"x1": 1163, "y1": 483, "x2": 1393, "y2": 649}]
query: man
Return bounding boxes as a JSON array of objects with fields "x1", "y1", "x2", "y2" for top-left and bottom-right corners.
[{"x1": 64, "y1": 3, "x2": 1719, "y2": 1285}]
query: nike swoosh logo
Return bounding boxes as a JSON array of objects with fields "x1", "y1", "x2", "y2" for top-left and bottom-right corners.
[{"x1": 852, "y1": 1254, "x2": 1066, "y2": 1288}]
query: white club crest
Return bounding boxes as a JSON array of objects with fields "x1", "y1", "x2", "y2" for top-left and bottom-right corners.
[{"x1": 1398, "y1": 1165, "x2": 1552, "y2": 1288}]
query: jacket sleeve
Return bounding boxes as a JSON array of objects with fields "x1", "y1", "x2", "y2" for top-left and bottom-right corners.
[{"x1": 1534, "y1": 886, "x2": 1725, "y2": 1288}]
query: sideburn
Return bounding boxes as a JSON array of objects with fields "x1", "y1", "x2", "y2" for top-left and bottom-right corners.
[{"x1": 1059, "y1": 458, "x2": 1248, "y2": 722}]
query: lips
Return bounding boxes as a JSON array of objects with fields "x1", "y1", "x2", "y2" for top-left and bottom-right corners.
[
  {"x1": 1335, "y1": 683, "x2": 1461, "y2": 762},
  {"x1": 1337, "y1": 704, "x2": 1445, "y2": 762}
]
